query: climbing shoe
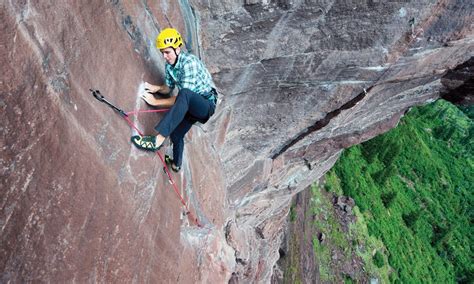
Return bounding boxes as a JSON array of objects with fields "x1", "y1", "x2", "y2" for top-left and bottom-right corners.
[
  {"x1": 131, "y1": 135, "x2": 161, "y2": 152},
  {"x1": 165, "y1": 155, "x2": 181, "y2": 172}
]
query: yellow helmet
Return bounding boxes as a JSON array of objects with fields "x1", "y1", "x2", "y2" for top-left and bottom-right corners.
[{"x1": 156, "y1": 28, "x2": 183, "y2": 50}]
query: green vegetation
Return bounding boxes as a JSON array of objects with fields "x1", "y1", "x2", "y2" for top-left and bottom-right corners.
[
  {"x1": 348, "y1": 204, "x2": 391, "y2": 282},
  {"x1": 373, "y1": 251, "x2": 384, "y2": 268},
  {"x1": 324, "y1": 100, "x2": 473, "y2": 283},
  {"x1": 310, "y1": 185, "x2": 346, "y2": 282},
  {"x1": 289, "y1": 203, "x2": 297, "y2": 222}
]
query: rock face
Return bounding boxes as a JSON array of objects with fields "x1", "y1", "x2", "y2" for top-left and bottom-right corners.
[{"x1": 1, "y1": 0, "x2": 472, "y2": 283}]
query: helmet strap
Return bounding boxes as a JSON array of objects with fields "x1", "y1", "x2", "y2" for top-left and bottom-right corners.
[{"x1": 172, "y1": 47, "x2": 179, "y2": 67}]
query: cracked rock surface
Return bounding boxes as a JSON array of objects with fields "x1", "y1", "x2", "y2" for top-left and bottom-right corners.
[{"x1": 2, "y1": 0, "x2": 473, "y2": 282}]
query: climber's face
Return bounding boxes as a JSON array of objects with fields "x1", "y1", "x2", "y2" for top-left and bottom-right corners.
[{"x1": 161, "y1": 47, "x2": 180, "y2": 65}]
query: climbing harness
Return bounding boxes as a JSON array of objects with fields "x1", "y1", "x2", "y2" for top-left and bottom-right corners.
[{"x1": 90, "y1": 89, "x2": 202, "y2": 227}]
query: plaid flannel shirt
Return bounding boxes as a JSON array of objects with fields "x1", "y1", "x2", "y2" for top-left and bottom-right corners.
[{"x1": 165, "y1": 52, "x2": 215, "y2": 96}]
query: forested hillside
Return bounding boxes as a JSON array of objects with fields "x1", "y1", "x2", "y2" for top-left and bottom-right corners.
[
  {"x1": 282, "y1": 99, "x2": 473, "y2": 283},
  {"x1": 325, "y1": 99, "x2": 473, "y2": 283}
]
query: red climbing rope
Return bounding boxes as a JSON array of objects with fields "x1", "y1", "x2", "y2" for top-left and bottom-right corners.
[
  {"x1": 123, "y1": 108, "x2": 203, "y2": 227},
  {"x1": 90, "y1": 90, "x2": 202, "y2": 227}
]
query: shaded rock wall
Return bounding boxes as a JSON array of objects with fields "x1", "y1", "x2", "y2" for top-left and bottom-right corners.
[
  {"x1": 441, "y1": 56, "x2": 474, "y2": 105},
  {"x1": 1, "y1": 0, "x2": 473, "y2": 282},
  {"x1": 198, "y1": 0, "x2": 472, "y2": 281}
]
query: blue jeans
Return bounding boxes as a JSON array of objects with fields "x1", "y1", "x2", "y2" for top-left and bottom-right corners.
[{"x1": 155, "y1": 88, "x2": 216, "y2": 167}]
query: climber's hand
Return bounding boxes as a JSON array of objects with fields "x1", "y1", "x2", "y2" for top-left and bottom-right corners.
[
  {"x1": 140, "y1": 92, "x2": 159, "y2": 106},
  {"x1": 144, "y1": 82, "x2": 161, "y2": 93}
]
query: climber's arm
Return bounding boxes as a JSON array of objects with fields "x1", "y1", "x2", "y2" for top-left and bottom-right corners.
[
  {"x1": 144, "y1": 82, "x2": 171, "y2": 95},
  {"x1": 140, "y1": 92, "x2": 176, "y2": 107},
  {"x1": 141, "y1": 82, "x2": 175, "y2": 107}
]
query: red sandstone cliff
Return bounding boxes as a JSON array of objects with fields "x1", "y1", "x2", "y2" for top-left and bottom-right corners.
[{"x1": 1, "y1": 1, "x2": 472, "y2": 282}]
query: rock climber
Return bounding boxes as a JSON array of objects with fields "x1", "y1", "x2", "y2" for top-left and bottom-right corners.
[{"x1": 131, "y1": 28, "x2": 218, "y2": 172}]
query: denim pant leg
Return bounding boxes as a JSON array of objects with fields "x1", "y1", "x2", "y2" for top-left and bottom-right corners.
[
  {"x1": 155, "y1": 88, "x2": 211, "y2": 137},
  {"x1": 155, "y1": 88, "x2": 213, "y2": 167},
  {"x1": 169, "y1": 119, "x2": 193, "y2": 167}
]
